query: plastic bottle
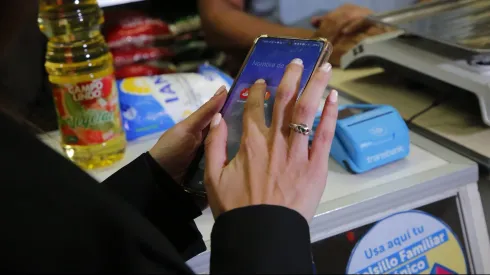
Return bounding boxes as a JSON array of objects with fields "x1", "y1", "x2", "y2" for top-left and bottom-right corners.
[{"x1": 38, "y1": 0, "x2": 126, "y2": 170}]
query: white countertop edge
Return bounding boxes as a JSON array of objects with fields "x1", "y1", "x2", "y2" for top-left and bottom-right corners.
[{"x1": 186, "y1": 133, "x2": 478, "y2": 273}]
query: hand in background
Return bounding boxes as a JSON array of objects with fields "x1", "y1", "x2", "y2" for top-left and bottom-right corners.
[
  {"x1": 312, "y1": 4, "x2": 373, "y2": 44},
  {"x1": 328, "y1": 25, "x2": 387, "y2": 66},
  {"x1": 204, "y1": 59, "x2": 338, "y2": 222},
  {"x1": 149, "y1": 86, "x2": 227, "y2": 184},
  {"x1": 312, "y1": 4, "x2": 387, "y2": 66}
]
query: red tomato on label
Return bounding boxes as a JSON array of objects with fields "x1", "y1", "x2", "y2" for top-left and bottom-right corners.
[
  {"x1": 80, "y1": 99, "x2": 97, "y2": 108},
  {"x1": 105, "y1": 102, "x2": 117, "y2": 112},
  {"x1": 81, "y1": 129, "x2": 105, "y2": 144},
  {"x1": 100, "y1": 76, "x2": 114, "y2": 98},
  {"x1": 61, "y1": 125, "x2": 76, "y2": 137}
]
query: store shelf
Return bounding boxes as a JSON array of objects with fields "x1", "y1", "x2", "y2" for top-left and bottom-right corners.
[{"x1": 98, "y1": 0, "x2": 145, "y2": 7}]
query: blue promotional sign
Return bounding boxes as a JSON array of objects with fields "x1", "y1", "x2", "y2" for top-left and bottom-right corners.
[{"x1": 346, "y1": 210, "x2": 468, "y2": 274}]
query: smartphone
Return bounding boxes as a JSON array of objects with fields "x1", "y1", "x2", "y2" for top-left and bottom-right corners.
[{"x1": 183, "y1": 35, "x2": 332, "y2": 197}]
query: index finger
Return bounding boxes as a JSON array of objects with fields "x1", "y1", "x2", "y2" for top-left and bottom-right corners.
[{"x1": 243, "y1": 79, "x2": 267, "y2": 129}]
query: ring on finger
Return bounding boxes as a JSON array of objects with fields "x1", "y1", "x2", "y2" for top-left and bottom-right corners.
[{"x1": 289, "y1": 123, "x2": 311, "y2": 135}]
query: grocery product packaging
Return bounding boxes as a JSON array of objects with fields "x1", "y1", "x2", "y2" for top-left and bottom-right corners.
[{"x1": 118, "y1": 64, "x2": 233, "y2": 140}]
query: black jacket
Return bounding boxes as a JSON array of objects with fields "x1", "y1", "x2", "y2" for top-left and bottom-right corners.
[{"x1": 0, "y1": 111, "x2": 314, "y2": 273}]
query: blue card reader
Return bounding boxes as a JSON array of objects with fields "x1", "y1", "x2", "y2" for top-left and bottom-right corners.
[{"x1": 311, "y1": 104, "x2": 410, "y2": 174}]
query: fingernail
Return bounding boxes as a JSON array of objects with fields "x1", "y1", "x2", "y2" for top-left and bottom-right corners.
[
  {"x1": 210, "y1": 113, "x2": 222, "y2": 128},
  {"x1": 328, "y1": 89, "x2": 338, "y2": 103},
  {"x1": 321, "y1": 62, "x2": 332, "y2": 72},
  {"x1": 214, "y1": 85, "x2": 226, "y2": 97},
  {"x1": 255, "y1": 79, "x2": 265, "y2": 84},
  {"x1": 291, "y1": 58, "x2": 303, "y2": 65}
]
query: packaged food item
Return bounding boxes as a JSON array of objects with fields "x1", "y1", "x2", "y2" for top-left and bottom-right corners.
[
  {"x1": 197, "y1": 62, "x2": 234, "y2": 85},
  {"x1": 105, "y1": 12, "x2": 201, "y2": 50},
  {"x1": 39, "y1": 0, "x2": 126, "y2": 170},
  {"x1": 105, "y1": 13, "x2": 171, "y2": 49},
  {"x1": 115, "y1": 60, "x2": 177, "y2": 79},
  {"x1": 112, "y1": 47, "x2": 175, "y2": 67},
  {"x1": 118, "y1": 64, "x2": 233, "y2": 140},
  {"x1": 168, "y1": 16, "x2": 201, "y2": 37}
]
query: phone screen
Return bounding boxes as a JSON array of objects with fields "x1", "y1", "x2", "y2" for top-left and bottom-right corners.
[{"x1": 186, "y1": 37, "x2": 326, "y2": 191}]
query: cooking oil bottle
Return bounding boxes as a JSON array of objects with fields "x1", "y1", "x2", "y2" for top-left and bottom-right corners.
[{"x1": 38, "y1": 0, "x2": 126, "y2": 170}]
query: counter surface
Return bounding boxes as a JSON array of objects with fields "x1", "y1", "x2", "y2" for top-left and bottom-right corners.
[
  {"x1": 39, "y1": 97, "x2": 475, "y2": 250},
  {"x1": 40, "y1": 94, "x2": 489, "y2": 273},
  {"x1": 329, "y1": 67, "x2": 490, "y2": 168}
]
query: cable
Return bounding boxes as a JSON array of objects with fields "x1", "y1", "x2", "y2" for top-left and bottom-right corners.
[{"x1": 405, "y1": 93, "x2": 451, "y2": 128}]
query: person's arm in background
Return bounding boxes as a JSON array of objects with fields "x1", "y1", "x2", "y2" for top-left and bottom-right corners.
[{"x1": 198, "y1": 0, "x2": 315, "y2": 51}]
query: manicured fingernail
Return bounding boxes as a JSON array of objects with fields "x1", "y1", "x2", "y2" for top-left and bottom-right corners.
[
  {"x1": 214, "y1": 85, "x2": 226, "y2": 97},
  {"x1": 255, "y1": 79, "x2": 265, "y2": 84},
  {"x1": 210, "y1": 113, "x2": 222, "y2": 128},
  {"x1": 328, "y1": 89, "x2": 338, "y2": 103},
  {"x1": 291, "y1": 58, "x2": 303, "y2": 65},
  {"x1": 321, "y1": 62, "x2": 332, "y2": 72}
]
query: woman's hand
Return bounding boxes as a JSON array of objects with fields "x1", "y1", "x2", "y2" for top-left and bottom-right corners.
[
  {"x1": 328, "y1": 25, "x2": 386, "y2": 66},
  {"x1": 311, "y1": 4, "x2": 389, "y2": 66},
  {"x1": 312, "y1": 4, "x2": 374, "y2": 44},
  {"x1": 149, "y1": 86, "x2": 227, "y2": 184},
  {"x1": 204, "y1": 59, "x2": 338, "y2": 222}
]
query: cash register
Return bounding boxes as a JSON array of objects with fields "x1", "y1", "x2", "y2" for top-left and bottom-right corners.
[{"x1": 340, "y1": 0, "x2": 490, "y2": 126}]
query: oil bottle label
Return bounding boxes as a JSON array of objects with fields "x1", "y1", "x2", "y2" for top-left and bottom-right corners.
[{"x1": 53, "y1": 75, "x2": 123, "y2": 145}]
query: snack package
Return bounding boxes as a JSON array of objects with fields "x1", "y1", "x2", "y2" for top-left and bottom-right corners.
[
  {"x1": 105, "y1": 12, "x2": 201, "y2": 50},
  {"x1": 198, "y1": 62, "x2": 234, "y2": 85},
  {"x1": 118, "y1": 64, "x2": 233, "y2": 140},
  {"x1": 112, "y1": 47, "x2": 175, "y2": 67},
  {"x1": 105, "y1": 13, "x2": 171, "y2": 49},
  {"x1": 115, "y1": 60, "x2": 177, "y2": 79}
]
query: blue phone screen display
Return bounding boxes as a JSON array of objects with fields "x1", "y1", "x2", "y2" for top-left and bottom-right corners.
[{"x1": 189, "y1": 37, "x2": 324, "y2": 187}]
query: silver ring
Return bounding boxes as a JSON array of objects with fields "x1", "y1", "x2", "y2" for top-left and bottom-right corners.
[{"x1": 289, "y1": 123, "x2": 311, "y2": 135}]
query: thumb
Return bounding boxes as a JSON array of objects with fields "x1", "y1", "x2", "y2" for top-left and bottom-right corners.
[
  {"x1": 183, "y1": 86, "x2": 227, "y2": 131},
  {"x1": 204, "y1": 113, "x2": 228, "y2": 184}
]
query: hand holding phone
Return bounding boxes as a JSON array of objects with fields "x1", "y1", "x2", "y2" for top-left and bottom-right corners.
[
  {"x1": 183, "y1": 35, "x2": 332, "y2": 197},
  {"x1": 204, "y1": 56, "x2": 337, "y2": 222}
]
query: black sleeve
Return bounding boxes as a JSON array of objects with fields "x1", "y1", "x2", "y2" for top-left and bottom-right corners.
[
  {"x1": 210, "y1": 205, "x2": 314, "y2": 274},
  {"x1": 0, "y1": 111, "x2": 197, "y2": 273},
  {"x1": 103, "y1": 152, "x2": 206, "y2": 260}
]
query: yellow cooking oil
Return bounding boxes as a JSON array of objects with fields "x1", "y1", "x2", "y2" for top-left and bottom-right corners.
[{"x1": 39, "y1": 0, "x2": 126, "y2": 170}]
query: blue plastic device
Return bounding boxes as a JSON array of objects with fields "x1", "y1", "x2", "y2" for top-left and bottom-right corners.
[{"x1": 311, "y1": 104, "x2": 410, "y2": 174}]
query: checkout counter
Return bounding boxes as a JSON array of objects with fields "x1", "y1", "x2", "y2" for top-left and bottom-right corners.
[
  {"x1": 339, "y1": 0, "x2": 490, "y2": 169},
  {"x1": 40, "y1": 94, "x2": 490, "y2": 274}
]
